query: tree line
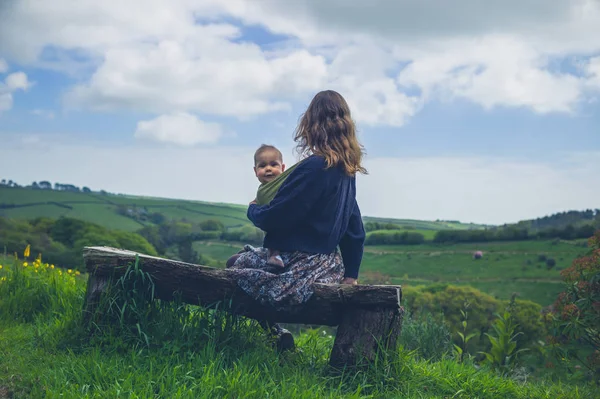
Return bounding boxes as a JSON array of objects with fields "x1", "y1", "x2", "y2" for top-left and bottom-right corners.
[
  {"x1": 1, "y1": 178, "x2": 97, "y2": 193},
  {"x1": 432, "y1": 223, "x2": 597, "y2": 244}
]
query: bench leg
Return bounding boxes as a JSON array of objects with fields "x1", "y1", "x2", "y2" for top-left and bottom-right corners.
[
  {"x1": 329, "y1": 306, "x2": 404, "y2": 368},
  {"x1": 82, "y1": 274, "x2": 109, "y2": 323}
]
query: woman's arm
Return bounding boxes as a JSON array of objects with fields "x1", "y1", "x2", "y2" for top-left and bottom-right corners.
[
  {"x1": 247, "y1": 167, "x2": 325, "y2": 231},
  {"x1": 338, "y1": 198, "x2": 365, "y2": 280}
]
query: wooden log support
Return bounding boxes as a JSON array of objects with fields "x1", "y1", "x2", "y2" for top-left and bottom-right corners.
[
  {"x1": 329, "y1": 306, "x2": 404, "y2": 368},
  {"x1": 82, "y1": 246, "x2": 403, "y2": 367}
]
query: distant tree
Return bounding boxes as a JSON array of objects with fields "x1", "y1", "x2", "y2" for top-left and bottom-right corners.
[
  {"x1": 7, "y1": 180, "x2": 14, "y2": 187},
  {"x1": 54, "y1": 183, "x2": 62, "y2": 190},
  {"x1": 177, "y1": 239, "x2": 199, "y2": 264},
  {"x1": 82, "y1": 186, "x2": 92, "y2": 193},
  {"x1": 0, "y1": 179, "x2": 5, "y2": 185},
  {"x1": 148, "y1": 212, "x2": 166, "y2": 225},
  {"x1": 578, "y1": 224, "x2": 596, "y2": 239},
  {"x1": 546, "y1": 258, "x2": 556, "y2": 270},
  {"x1": 199, "y1": 219, "x2": 225, "y2": 232},
  {"x1": 38, "y1": 180, "x2": 52, "y2": 190},
  {"x1": 31, "y1": 181, "x2": 40, "y2": 189}
]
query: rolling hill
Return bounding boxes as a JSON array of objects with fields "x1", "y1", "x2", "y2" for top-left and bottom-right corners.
[{"x1": 0, "y1": 186, "x2": 489, "y2": 232}]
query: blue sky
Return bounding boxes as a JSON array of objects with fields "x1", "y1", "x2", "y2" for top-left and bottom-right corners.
[{"x1": 1, "y1": 0, "x2": 599, "y2": 224}]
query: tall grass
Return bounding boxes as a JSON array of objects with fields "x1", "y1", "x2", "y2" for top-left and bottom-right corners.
[
  {"x1": 0, "y1": 253, "x2": 595, "y2": 398},
  {"x1": 399, "y1": 310, "x2": 453, "y2": 361}
]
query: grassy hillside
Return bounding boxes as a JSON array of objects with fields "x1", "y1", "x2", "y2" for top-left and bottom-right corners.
[
  {"x1": 0, "y1": 186, "x2": 591, "y2": 307},
  {"x1": 0, "y1": 186, "x2": 489, "y2": 232},
  {"x1": 0, "y1": 255, "x2": 594, "y2": 397},
  {"x1": 0, "y1": 187, "x2": 249, "y2": 231}
]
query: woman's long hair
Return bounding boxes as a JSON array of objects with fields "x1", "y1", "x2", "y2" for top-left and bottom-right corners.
[{"x1": 293, "y1": 90, "x2": 367, "y2": 176}]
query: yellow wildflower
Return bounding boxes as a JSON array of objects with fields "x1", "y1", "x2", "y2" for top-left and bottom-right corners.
[
  {"x1": 0, "y1": 265, "x2": 3, "y2": 269},
  {"x1": 0, "y1": 277, "x2": 6, "y2": 282},
  {"x1": 23, "y1": 262, "x2": 28, "y2": 267},
  {"x1": 58, "y1": 270, "x2": 62, "y2": 275},
  {"x1": 67, "y1": 269, "x2": 72, "y2": 274},
  {"x1": 24, "y1": 244, "x2": 30, "y2": 258},
  {"x1": 50, "y1": 265, "x2": 55, "y2": 269},
  {"x1": 75, "y1": 271, "x2": 81, "y2": 276}
]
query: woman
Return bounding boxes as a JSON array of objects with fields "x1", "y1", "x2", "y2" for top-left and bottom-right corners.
[{"x1": 227, "y1": 90, "x2": 367, "y2": 349}]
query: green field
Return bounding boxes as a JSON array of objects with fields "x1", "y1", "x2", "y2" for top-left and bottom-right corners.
[
  {"x1": 0, "y1": 187, "x2": 486, "y2": 232},
  {"x1": 0, "y1": 187, "x2": 249, "y2": 231},
  {"x1": 2, "y1": 256, "x2": 592, "y2": 398},
  {"x1": 0, "y1": 186, "x2": 591, "y2": 307},
  {"x1": 191, "y1": 239, "x2": 585, "y2": 306}
]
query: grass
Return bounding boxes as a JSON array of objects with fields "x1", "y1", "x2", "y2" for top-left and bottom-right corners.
[
  {"x1": 1, "y1": 186, "x2": 487, "y2": 232},
  {"x1": 0, "y1": 187, "x2": 250, "y2": 231},
  {"x1": 0, "y1": 185, "x2": 589, "y2": 307},
  {"x1": 0, "y1": 254, "x2": 594, "y2": 398},
  {"x1": 192, "y1": 240, "x2": 584, "y2": 306}
]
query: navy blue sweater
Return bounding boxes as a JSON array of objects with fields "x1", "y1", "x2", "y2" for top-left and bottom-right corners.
[{"x1": 247, "y1": 155, "x2": 365, "y2": 279}]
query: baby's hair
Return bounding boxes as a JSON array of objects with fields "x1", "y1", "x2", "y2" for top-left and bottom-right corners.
[{"x1": 254, "y1": 144, "x2": 283, "y2": 165}]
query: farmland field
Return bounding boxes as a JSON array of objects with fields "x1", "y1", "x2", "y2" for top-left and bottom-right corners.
[
  {"x1": 0, "y1": 187, "x2": 250, "y2": 230},
  {"x1": 0, "y1": 186, "x2": 589, "y2": 307},
  {"x1": 0, "y1": 187, "x2": 484, "y2": 232},
  {"x1": 192, "y1": 239, "x2": 584, "y2": 306}
]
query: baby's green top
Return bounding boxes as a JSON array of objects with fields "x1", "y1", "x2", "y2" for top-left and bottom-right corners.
[{"x1": 255, "y1": 161, "x2": 303, "y2": 206}]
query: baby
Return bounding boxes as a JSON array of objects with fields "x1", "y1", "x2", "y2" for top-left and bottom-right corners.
[{"x1": 253, "y1": 144, "x2": 286, "y2": 268}]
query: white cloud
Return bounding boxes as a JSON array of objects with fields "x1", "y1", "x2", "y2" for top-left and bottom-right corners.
[
  {"x1": 396, "y1": 36, "x2": 584, "y2": 113},
  {"x1": 0, "y1": 137, "x2": 598, "y2": 225},
  {"x1": 134, "y1": 112, "x2": 224, "y2": 146},
  {"x1": 0, "y1": 59, "x2": 7, "y2": 74},
  {"x1": 5, "y1": 72, "x2": 31, "y2": 91},
  {"x1": 2, "y1": 0, "x2": 599, "y2": 127},
  {"x1": 584, "y1": 56, "x2": 600, "y2": 88},
  {"x1": 64, "y1": 40, "x2": 327, "y2": 118},
  {"x1": 0, "y1": 71, "x2": 31, "y2": 113}
]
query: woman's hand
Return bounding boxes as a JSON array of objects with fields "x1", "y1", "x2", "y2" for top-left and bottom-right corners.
[{"x1": 341, "y1": 277, "x2": 358, "y2": 285}]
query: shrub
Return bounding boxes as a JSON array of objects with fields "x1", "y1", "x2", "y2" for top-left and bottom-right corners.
[
  {"x1": 545, "y1": 258, "x2": 556, "y2": 269},
  {"x1": 365, "y1": 231, "x2": 425, "y2": 245},
  {"x1": 545, "y1": 229, "x2": 600, "y2": 382},
  {"x1": 478, "y1": 307, "x2": 529, "y2": 376},
  {"x1": 199, "y1": 219, "x2": 225, "y2": 232},
  {"x1": 403, "y1": 284, "x2": 545, "y2": 353}
]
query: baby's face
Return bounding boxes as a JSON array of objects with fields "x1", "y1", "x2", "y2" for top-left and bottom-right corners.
[{"x1": 254, "y1": 150, "x2": 285, "y2": 184}]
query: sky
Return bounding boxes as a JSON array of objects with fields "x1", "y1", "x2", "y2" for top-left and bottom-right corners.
[{"x1": 0, "y1": 0, "x2": 599, "y2": 225}]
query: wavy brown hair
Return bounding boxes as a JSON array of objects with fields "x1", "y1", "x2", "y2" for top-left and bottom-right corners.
[{"x1": 293, "y1": 90, "x2": 367, "y2": 176}]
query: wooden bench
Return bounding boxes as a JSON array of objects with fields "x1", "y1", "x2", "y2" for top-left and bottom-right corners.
[{"x1": 82, "y1": 246, "x2": 404, "y2": 368}]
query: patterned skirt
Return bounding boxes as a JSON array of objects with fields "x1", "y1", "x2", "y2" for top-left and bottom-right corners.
[{"x1": 226, "y1": 245, "x2": 344, "y2": 311}]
